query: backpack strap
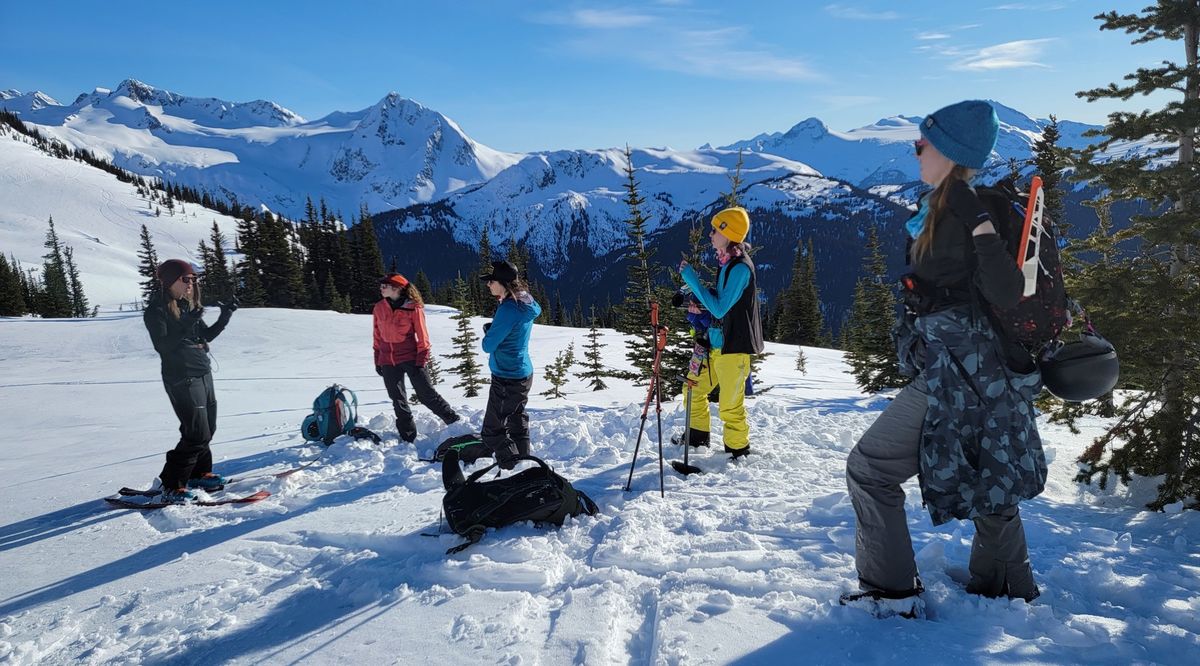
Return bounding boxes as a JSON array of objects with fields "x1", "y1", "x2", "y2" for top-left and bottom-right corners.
[
  {"x1": 446, "y1": 525, "x2": 486, "y2": 555},
  {"x1": 463, "y1": 455, "x2": 552, "y2": 485}
]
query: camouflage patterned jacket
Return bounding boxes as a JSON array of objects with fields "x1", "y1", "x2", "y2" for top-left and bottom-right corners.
[{"x1": 895, "y1": 304, "x2": 1047, "y2": 525}]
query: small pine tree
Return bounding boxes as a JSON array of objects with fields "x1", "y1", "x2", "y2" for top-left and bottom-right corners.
[
  {"x1": 577, "y1": 308, "x2": 610, "y2": 391},
  {"x1": 541, "y1": 342, "x2": 576, "y2": 399},
  {"x1": 446, "y1": 275, "x2": 486, "y2": 398},
  {"x1": 425, "y1": 354, "x2": 442, "y2": 386},
  {"x1": 795, "y1": 347, "x2": 807, "y2": 375},
  {"x1": 844, "y1": 227, "x2": 905, "y2": 393},
  {"x1": 722, "y1": 148, "x2": 746, "y2": 208}
]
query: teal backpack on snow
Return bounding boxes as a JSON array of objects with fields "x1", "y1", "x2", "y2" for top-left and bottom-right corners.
[{"x1": 302, "y1": 384, "x2": 361, "y2": 445}]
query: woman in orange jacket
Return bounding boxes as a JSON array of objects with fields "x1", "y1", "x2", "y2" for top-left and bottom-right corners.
[{"x1": 373, "y1": 273, "x2": 460, "y2": 442}]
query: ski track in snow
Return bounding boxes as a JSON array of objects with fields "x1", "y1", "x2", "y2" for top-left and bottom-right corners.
[{"x1": 1, "y1": 310, "x2": 1198, "y2": 665}]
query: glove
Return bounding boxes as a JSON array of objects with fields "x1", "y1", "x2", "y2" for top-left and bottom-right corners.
[
  {"x1": 482, "y1": 322, "x2": 492, "y2": 334},
  {"x1": 182, "y1": 306, "x2": 205, "y2": 323},
  {"x1": 217, "y1": 295, "x2": 240, "y2": 315},
  {"x1": 945, "y1": 179, "x2": 992, "y2": 233},
  {"x1": 375, "y1": 365, "x2": 383, "y2": 376}
]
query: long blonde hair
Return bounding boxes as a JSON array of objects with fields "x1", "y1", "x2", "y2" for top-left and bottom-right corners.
[
  {"x1": 911, "y1": 165, "x2": 976, "y2": 261},
  {"x1": 164, "y1": 282, "x2": 201, "y2": 320}
]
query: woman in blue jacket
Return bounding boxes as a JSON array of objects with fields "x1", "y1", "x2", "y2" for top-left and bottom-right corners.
[{"x1": 479, "y1": 260, "x2": 542, "y2": 468}]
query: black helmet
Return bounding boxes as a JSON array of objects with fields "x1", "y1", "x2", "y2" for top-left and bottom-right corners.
[{"x1": 1039, "y1": 332, "x2": 1119, "y2": 402}]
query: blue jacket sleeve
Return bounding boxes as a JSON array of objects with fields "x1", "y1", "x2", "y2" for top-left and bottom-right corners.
[
  {"x1": 681, "y1": 264, "x2": 750, "y2": 319},
  {"x1": 481, "y1": 303, "x2": 516, "y2": 353}
]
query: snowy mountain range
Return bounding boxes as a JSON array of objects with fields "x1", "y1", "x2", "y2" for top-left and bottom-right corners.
[{"x1": 0, "y1": 79, "x2": 1160, "y2": 324}]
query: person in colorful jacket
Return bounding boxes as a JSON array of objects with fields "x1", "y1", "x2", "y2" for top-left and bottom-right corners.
[
  {"x1": 373, "y1": 273, "x2": 460, "y2": 442},
  {"x1": 478, "y1": 260, "x2": 542, "y2": 468},
  {"x1": 142, "y1": 259, "x2": 237, "y2": 502},
  {"x1": 843, "y1": 100, "x2": 1046, "y2": 617},
  {"x1": 678, "y1": 206, "x2": 765, "y2": 458}
]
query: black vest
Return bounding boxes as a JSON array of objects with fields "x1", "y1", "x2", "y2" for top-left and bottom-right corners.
[{"x1": 718, "y1": 254, "x2": 764, "y2": 355}]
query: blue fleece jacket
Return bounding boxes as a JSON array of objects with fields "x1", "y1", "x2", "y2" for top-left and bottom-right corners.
[
  {"x1": 679, "y1": 262, "x2": 751, "y2": 350},
  {"x1": 481, "y1": 292, "x2": 542, "y2": 379}
]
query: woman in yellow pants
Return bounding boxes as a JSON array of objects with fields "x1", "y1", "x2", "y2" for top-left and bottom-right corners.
[{"x1": 678, "y1": 206, "x2": 765, "y2": 457}]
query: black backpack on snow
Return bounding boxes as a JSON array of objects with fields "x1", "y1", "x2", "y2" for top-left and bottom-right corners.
[
  {"x1": 421, "y1": 433, "x2": 494, "y2": 464},
  {"x1": 974, "y1": 179, "x2": 1070, "y2": 353},
  {"x1": 440, "y1": 449, "x2": 599, "y2": 554}
]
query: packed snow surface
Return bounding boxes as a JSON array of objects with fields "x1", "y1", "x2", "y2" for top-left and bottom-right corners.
[{"x1": 1, "y1": 307, "x2": 1197, "y2": 665}]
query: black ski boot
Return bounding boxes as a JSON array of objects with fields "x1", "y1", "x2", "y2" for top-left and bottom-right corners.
[{"x1": 725, "y1": 444, "x2": 751, "y2": 459}]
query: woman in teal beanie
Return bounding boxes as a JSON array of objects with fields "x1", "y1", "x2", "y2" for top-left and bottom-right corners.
[{"x1": 843, "y1": 100, "x2": 1046, "y2": 617}]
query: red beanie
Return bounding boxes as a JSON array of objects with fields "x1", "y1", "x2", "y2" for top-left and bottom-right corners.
[{"x1": 157, "y1": 259, "x2": 195, "y2": 286}]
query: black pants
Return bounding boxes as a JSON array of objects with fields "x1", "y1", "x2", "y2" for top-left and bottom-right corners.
[
  {"x1": 159, "y1": 373, "x2": 216, "y2": 490},
  {"x1": 381, "y1": 362, "x2": 458, "y2": 442},
  {"x1": 481, "y1": 375, "x2": 533, "y2": 462}
]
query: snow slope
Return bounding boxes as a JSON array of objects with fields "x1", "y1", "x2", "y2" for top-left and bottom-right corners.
[
  {"x1": 1, "y1": 306, "x2": 1196, "y2": 665},
  {"x1": 0, "y1": 125, "x2": 243, "y2": 308}
]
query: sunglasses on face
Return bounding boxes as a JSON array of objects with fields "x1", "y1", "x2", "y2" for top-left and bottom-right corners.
[
  {"x1": 914, "y1": 139, "x2": 928, "y2": 157},
  {"x1": 180, "y1": 276, "x2": 197, "y2": 284}
]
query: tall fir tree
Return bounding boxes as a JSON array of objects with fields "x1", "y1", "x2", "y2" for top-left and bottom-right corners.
[
  {"x1": 472, "y1": 225, "x2": 493, "y2": 315},
  {"x1": 254, "y1": 211, "x2": 306, "y2": 308},
  {"x1": 205, "y1": 221, "x2": 234, "y2": 304},
  {"x1": 614, "y1": 146, "x2": 659, "y2": 382},
  {"x1": 844, "y1": 227, "x2": 904, "y2": 393},
  {"x1": 774, "y1": 239, "x2": 825, "y2": 346},
  {"x1": 414, "y1": 269, "x2": 433, "y2": 304},
  {"x1": 350, "y1": 204, "x2": 386, "y2": 312},
  {"x1": 136, "y1": 223, "x2": 160, "y2": 306},
  {"x1": 1069, "y1": 4, "x2": 1200, "y2": 509},
  {"x1": 234, "y1": 212, "x2": 266, "y2": 306},
  {"x1": 446, "y1": 275, "x2": 486, "y2": 398},
  {"x1": 63, "y1": 246, "x2": 89, "y2": 317},
  {"x1": 39, "y1": 216, "x2": 72, "y2": 318}
]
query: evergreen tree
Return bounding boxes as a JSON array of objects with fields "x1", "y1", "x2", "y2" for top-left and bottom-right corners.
[
  {"x1": 774, "y1": 239, "x2": 825, "y2": 346},
  {"x1": 205, "y1": 221, "x2": 234, "y2": 304},
  {"x1": 255, "y1": 211, "x2": 306, "y2": 308},
  {"x1": 414, "y1": 269, "x2": 433, "y2": 304},
  {"x1": 615, "y1": 146, "x2": 659, "y2": 382},
  {"x1": 541, "y1": 342, "x2": 576, "y2": 399},
  {"x1": 234, "y1": 213, "x2": 266, "y2": 306},
  {"x1": 39, "y1": 216, "x2": 72, "y2": 318},
  {"x1": 795, "y1": 347, "x2": 807, "y2": 375},
  {"x1": 446, "y1": 275, "x2": 486, "y2": 397},
  {"x1": 796, "y1": 239, "x2": 826, "y2": 346},
  {"x1": 473, "y1": 225, "x2": 493, "y2": 315},
  {"x1": 64, "y1": 246, "x2": 89, "y2": 317},
  {"x1": 136, "y1": 224, "x2": 160, "y2": 306},
  {"x1": 425, "y1": 354, "x2": 442, "y2": 386},
  {"x1": 1032, "y1": 115, "x2": 1066, "y2": 232},
  {"x1": 577, "y1": 308, "x2": 610, "y2": 390},
  {"x1": 0, "y1": 253, "x2": 29, "y2": 316},
  {"x1": 1069, "y1": 4, "x2": 1200, "y2": 509},
  {"x1": 350, "y1": 204, "x2": 386, "y2": 312},
  {"x1": 844, "y1": 227, "x2": 904, "y2": 393}
]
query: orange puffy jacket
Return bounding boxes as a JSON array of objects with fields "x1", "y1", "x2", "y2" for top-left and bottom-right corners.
[{"x1": 373, "y1": 298, "x2": 431, "y2": 366}]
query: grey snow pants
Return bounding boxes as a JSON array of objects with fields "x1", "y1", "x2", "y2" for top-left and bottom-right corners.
[{"x1": 845, "y1": 378, "x2": 1039, "y2": 601}]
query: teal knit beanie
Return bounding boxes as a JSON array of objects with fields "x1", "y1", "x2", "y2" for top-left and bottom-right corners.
[{"x1": 919, "y1": 100, "x2": 999, "y2": 169}]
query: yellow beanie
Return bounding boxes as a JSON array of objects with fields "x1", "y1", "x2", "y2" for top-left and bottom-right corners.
[{"x1": 711, "y1": 206, "x2": 750, "y2": 243}]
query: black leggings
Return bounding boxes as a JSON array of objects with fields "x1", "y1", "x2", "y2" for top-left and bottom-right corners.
[{"x1": 159, "y1": 373, "x2": 217, "y2": 489}]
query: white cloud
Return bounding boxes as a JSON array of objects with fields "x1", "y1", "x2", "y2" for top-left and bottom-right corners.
[
  {"x1": 952, "y1": 39, "x2": 1055, "y2": 70},
  {"x1": 534, "y1": 11, "x2": 819, "y2": 82},
  {"x1": 916, "y1": 32, "x2": 951, "y2": 40},
  {"x1": 824, "y1": 4, "x2": 900, "y2": 20},
  {"x1": 570, "y1": 9, "x2": 657, "y2": 29},
  {"x1": 988, "y1": 3, "x2": 1068, "y2": 10}
]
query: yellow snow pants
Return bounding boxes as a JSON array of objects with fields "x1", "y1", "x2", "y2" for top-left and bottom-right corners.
[{"x1": 687, "y1": 349, "x2": 751, "y2": 450}]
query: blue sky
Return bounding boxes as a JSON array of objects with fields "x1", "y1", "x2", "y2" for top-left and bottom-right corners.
[{"x1": 1, "y1": 0, "x2": 1176, "y2": 152}]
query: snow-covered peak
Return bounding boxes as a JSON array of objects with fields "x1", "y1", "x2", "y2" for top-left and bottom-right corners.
[
  {"x1": 782, "y1": 117, "x2": 830, "y2": 140},
  {"x1": 66, "y1": 78, "x2": 307, "y2": 128},
  {"x1": 0, "y1": 89, "x2": 61, "y2": 114},
  {"x1": 988, "y1": 99, "x2": 1043, "y2": 133}
]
